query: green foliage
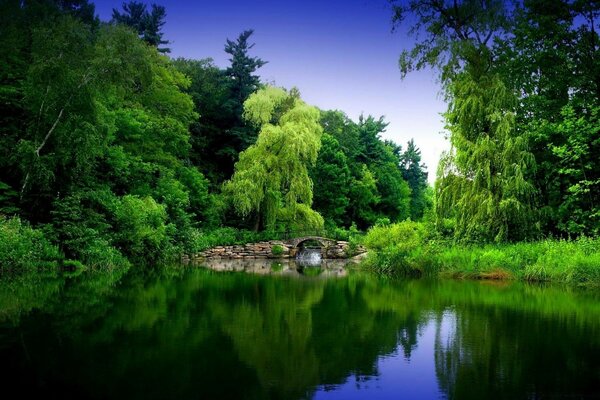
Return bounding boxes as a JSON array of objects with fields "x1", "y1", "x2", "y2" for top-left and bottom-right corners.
[
  {"x1": 111, "y1": 1, "x2": 170, "y2": 52},
  {"x1": 224, "y1": 86, "x2": 324, "y2": 232},
  {"x1": 363, "y1": 221, "x2": 600, "y2": 286},
  {"x1": 535, "y1": 103, "x2": 600, "y2": 236},
  {"x1": 271, "y1": 244, "x2": 284, "y2": 256},
  {"x1": 172, "y1": 58, "x2": 237, "y2": 184},
  {"x1": 400, "y1": 139, "x2": 429, "y2": 219},
  {"x1": 113, "y1": 195, "x2": 174, "y2": 263},
  {"x1": 0, "y1": 181, "x2": 19, "y2": 214},
  {"x1": 363, "y1": 220, "x2": 426, "y2": 252},
  {"x1": 394, "y1": 0, "x2": 599, "y2": 241},
  {"x1": 310, "y1": 134, "x2": 351, "y2": 226},
  {"x1": 349, "y1": 165, "x2": 380, "y2": 229},
  {"x1": 314, "y1": 110, "x2": 415, "y2": 230},
  {"x1": 0, "y1": 3, "x2": 217, "y2": 269},
  {"x1": 0, "y1": 217, "x2": 62, "y2": 271},
  {"x1": 363, "y1": 221, "x2": 427, "y2": 276},
  {"x1": 436, "y1": 72, "x2": 537, "y2": 242}
]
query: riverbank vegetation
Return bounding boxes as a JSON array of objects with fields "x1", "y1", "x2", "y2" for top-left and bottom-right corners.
[
  {"x1": 358, "y1": 0, "x2": 599, "y2": 285},
  {"x1": 362, "y1": 221, "x2": 600, "y2": 286},
  {"x1": 0, "y1": 0, "x2": 598, "y2": 282}
]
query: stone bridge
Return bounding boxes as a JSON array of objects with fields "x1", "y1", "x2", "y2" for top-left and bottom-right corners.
[
  {"x1": 287, "y1": 236, "x2": 337, "y2": 249},
  {"x1": 183, "y1": 237, "x2": 366, "y2": 263}
]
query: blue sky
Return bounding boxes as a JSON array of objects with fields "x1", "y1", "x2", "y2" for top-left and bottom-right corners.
[{"x1": 94, "y1": 0, "x2": 448, "y2": 182}]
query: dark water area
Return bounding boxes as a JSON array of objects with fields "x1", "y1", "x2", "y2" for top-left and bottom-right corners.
[{"x1": 0, "y1": 260, "x2": 599, "y2": 400}]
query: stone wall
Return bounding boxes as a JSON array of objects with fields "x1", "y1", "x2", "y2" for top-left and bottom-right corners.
[{"x1": 181, "y1": 239, "x2": 366, "y2": 264}]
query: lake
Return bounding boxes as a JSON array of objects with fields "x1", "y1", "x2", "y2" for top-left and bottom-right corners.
[{"x1": 0, "y1": 260, "x2": 599, "y2": 399}]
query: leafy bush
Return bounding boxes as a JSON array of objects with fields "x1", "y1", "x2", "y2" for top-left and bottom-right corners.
[
  {"x1": 363, "y1": 221, "x2": 427, "y2": 276},
  {"x1": 271, "y1": 244, "x2": 284, "y2": 256},
  {"x1": 364, "y1": 220, "x2": 426, "y2": 252},
  {"x1": 79, "y1": 239, "x2": 130, "y2": 270},
  {"x1": 0, "y1": 217, "x2": 62, "y2": 271},
  {"x1": 113, "y1": 195, "x2": 175, "y2": 263}
]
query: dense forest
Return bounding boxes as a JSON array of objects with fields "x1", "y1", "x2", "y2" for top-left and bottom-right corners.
[
  {"x1": 0, "y1": 0, "x2": 429, "y2": 268},
  {"x1": 0, "y1": 0, "x2": 598, "y2": 274}
]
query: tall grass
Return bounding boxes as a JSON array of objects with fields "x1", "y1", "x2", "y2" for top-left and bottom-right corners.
[{"x1": 362, "y1": 222, "x2": 600, "y2": 287}]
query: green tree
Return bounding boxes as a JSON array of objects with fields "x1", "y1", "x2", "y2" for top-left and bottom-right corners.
[
  {"x1": 495, "y1": 0, "x2": 600, "y2": 236},
  {"x1": 438, "y1": 72, "x2": 537, "y2": 242},
  {"x1": 223, "y1": 86, "x2": 324, "y2": 232},
  {"x1": 542, "y1": 104, "x2": 600, "y2": 235},
  {"x1": 356, "y1": 115, "x2": 410, "y2": 223},
  {"x1": 401, "y1": 139, "x2": 429, "y2": 220},
  {"x1": 310, "y1": 133, "x2": 351, "y2": 227},
  {"x1": 393, "y1": 0, "x2": 538, "y2": 242},
  {"x1": 349, "y1": 165, "x2": 380, "y2": 229},
  {"x1": 172, "y1": 58, "x2": 234, "y2": 185},
  {"x1": 112, "y1": 1, "x2": 170, "y2": 52},
  {"x1": 224, "y1": 30, "x2": 267, "y2": 157}
]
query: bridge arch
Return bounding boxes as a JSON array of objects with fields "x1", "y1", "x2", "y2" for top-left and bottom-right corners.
[{"x1": 288, "y1": 236, "x2": 335, "y2": 249}]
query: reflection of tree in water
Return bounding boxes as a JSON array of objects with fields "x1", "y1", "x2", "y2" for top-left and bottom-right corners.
[
  {"x1": 207, "y1": 275, "x2": 425, "y2": 399},
  {"x1": 1, "y1": 269, "x2": 599, "y2": 400},
  {"x1": 432, "y1": 287, "x2": 600, "y2": 400},
  {"x1": 0, "y1": 269, "x2": 428, "y2": 400}
]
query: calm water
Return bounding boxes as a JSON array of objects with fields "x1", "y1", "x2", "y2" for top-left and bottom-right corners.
[{"x1": 0, "y1": 260, "x2": 599, "y2": 399}]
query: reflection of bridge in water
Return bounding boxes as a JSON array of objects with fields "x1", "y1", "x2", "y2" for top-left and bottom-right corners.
[{"x1": 200, "y1": 257, "x2": 353, "y2": 278}]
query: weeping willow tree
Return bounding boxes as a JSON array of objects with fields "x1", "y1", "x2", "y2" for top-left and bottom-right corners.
[
  {"x1": 391, "y1": 0, "x2": 538, "y2": 242},
  {"x1": 436, "y1": 72, "x2": 537, "y2": 242},
  {"x1": 223, "y1": 86, "x2": 324, "y2": 232}
]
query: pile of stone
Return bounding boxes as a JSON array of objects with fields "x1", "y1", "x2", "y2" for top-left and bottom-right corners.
[
  {"x1": 323, "y1": 241, "x2": 367, "y2": 259},
  {"x1": 180, "y1": 239, "x2": 367, "y2": 265},
  {"x1": 194, "y1": 241, "x2": 293, "y2": 261}
]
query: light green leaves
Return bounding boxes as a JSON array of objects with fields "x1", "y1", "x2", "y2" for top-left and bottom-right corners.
[{"x1": 224, "y1": 86, "x2": 324, "y2": 231}]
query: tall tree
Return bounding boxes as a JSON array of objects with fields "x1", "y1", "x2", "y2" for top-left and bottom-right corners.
[
  {"x1": 172, "y1": 58, "x2": 233, "y2": 185},
  {"x1": 112, "y1": 1, "x2": 170, "y2": 53},
  {"x1": 401, "y1": 140, "x2": 429, "y2": 220},
  {"x1": 392, "y1": 0, "x2": 538, "y2": 242},
  {"x1": 223, "y1": 87, "x2": 323, "y2": 232},
  {"x1": 224, "y1": 30, "x2": 267, "y2": 152},
  {"x1": 310, "y1": 133, "x2": 351, "y2": 227},
  {"x1": 496, "y1": 0, "x2": 600, "y2": 236}
]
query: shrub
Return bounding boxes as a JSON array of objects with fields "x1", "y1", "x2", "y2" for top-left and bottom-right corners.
[
  {"x1": 0, "y1": 217, "x2": 62, "y2": 271},
  {"x1": 271, "y1": 244, "x2": 284, "y2": 256},
  {"x1": 113, "y1": 195, "x2": 175, "y2": 263},
  {"x1": 79, "y1": 239, "x2": 130, "y2": 270},
  {"x1": 364, "y1": 220, "x2": 426, "y2": 252}
]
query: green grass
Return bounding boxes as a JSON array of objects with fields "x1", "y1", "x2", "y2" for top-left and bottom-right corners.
[{"x1": 362, "y1": 222, "x2": 600, "y2": 287}]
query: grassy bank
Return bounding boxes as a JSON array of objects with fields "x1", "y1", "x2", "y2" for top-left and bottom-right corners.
[{"x1": 362, "y1": 221, "x2": 600, "y2": 287}]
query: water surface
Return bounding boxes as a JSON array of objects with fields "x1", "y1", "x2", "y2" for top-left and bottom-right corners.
[{"x1": 0, "y1": 260, "x2": 598, "y2": 399}]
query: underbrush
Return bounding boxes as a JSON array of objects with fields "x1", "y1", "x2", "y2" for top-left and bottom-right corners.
[{"x1": 0, "y1": 217, "x2": 62, "y2": 272}]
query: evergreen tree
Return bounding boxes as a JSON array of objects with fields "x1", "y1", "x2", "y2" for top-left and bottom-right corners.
[
  {"x1": 224, "y1": 30, "x2": 267, "y2": 151},
  {"x1": 112, "y1": 1, "x2": 170, "y2": 53},
  {"x1": 401, "y1": 140, "x2": 429, "y2": 220}
]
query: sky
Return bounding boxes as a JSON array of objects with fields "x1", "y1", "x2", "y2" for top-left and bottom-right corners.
[{"x1": 93, "y1": 0, "x2": 449, "y2": 183}]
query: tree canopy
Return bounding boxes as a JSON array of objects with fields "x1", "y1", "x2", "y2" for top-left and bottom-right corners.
[{"x1": 224, "y1": 87, "x2": 324, "y2": 232}]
